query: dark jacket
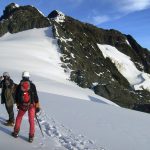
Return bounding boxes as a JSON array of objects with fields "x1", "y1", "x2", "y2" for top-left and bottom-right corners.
[
  {"x1": 0, "y1": 78, "x2": 14, "y2": 104},
  {"x1": 15, "y1": 79, "x2": 39, "y2": 105}
]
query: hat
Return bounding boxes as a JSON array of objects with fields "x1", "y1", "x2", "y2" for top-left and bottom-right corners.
[
  {"x1": 3, "y1": 72, "x2": 10, "y2": 77},
  {"x1": 22, "y1": 71, "x2": 30, "y2": 78}
]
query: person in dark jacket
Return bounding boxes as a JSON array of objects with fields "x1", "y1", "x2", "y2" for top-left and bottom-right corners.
[
  {"x1": 12, "y1": 71, "x2": 40, "y2": 143},
  {"x1": 0, "y1": 72, "x2": 15, "y2": 126}
]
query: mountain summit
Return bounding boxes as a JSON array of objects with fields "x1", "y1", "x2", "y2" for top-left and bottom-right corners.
[
  {"x1": 48, "y1": 10, "x2": 65, "y2": 23},
  {"x1": 0, "y1": 3, "x2": 50, "y2": 35},
  {"x1": 0, "y1": 3, "x2": 150, "y2": 108}
]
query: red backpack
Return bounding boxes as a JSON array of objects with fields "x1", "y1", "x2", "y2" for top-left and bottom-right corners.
[{"x1": 21, "y1": 81, "x2": 31, "y2": 104}]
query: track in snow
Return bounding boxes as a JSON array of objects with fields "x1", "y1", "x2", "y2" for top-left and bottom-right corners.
[{"x1": 36, "y1": 110, "x2": 106, "y2": 150}]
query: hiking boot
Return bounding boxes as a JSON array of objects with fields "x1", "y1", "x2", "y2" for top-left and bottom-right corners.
[
  {"x1": 11, "y1": 132, "x2": 18, "y2": 138},
  {"x1": 28, "y1": 135, "x2": 34, "y2": 143},
  {"x1": 4, "y1": 121, "x2": 14, "y2": 127},
  {"x1": 6, "y1": 119, "x2": 10, "y2": 122}
]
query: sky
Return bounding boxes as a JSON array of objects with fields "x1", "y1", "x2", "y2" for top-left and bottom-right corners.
[{"x1": 0, "y1": 0, "x2": 150, "y2": 50}]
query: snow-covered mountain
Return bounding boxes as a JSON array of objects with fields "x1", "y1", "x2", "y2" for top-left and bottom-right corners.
[
  {"x1": 1, "y1": 21, "x2": 150, "y2": 150},
  {"x1": 0, "y1": 3, "x2": 150, "y2": 108},
  {"x1": 1, "y1": 3, "x2": 150, "y2": 108}
]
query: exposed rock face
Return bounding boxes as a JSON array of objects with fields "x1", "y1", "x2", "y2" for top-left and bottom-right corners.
[
  {"x1": 48, "y1": 15, "x2": 150, "y2": 108},
  {"x1": 0, "y1": 3, "x2": 50, "y2": 36},
  {"x1": 48, "y1": 10, "x2": 65, "y2": 23}
]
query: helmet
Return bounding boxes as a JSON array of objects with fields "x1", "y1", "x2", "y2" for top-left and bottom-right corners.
[
  {"x1": 3, "y1": 72, "x2": 10, "y2": 77},
  {"x1": 22, "y1": 71, "x2": 30, "y2": 78}
]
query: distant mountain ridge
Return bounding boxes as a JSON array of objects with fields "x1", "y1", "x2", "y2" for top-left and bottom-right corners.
[{"x1": 1, "y1": 3, "x2": 150, "y2": 108}]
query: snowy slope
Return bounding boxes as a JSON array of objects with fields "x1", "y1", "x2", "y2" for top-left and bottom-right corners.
[
  {"x1": 0, "y1": 28, "x2": 117, "y2": 106},
  {"x1": 98, "y1": 44, "x2": 150, "y2": 92},
  {"x1": 0, "y1": 28, "x2": 150, "y2": 150}
]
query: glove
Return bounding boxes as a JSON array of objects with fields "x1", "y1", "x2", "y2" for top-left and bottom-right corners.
[
  {"x1": 35, "y1": 102, "x2": 40, "y2": 113},
  {"x1": 36, "y1": 107, "x2": 40, "y2": 113}
]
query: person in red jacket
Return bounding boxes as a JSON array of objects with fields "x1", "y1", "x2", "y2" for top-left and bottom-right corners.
[{"x1": 12, "y1": 71, "x2": 40, "y2": 142}]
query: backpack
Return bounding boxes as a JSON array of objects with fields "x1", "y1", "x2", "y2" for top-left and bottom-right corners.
[
  {"x1": 12, "y1": 83, "x2": 18, "y2": 103},
  {"x1": 20, "y1": 81, "x2": 31, "y2": 104}
]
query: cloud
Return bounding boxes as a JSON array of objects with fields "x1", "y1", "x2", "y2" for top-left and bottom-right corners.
[
  {"x1": 116, "y1": 0, "x2": 150, "y2": 13},
  {"x1": 92, "y1": 15, "x2": 110, "y2": 25},
  {"x1": 86, "y1": 0, "x2": 150, "y2": 25}
]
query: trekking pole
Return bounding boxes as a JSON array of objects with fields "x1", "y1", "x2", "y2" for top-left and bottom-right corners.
[{"x1": 35, "y1": 115, "x2": 44, "y2": 137}]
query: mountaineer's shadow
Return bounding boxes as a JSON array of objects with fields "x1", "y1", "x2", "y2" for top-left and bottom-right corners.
[
  {"x1": 0, "y1": 116, "x2": 11, "y2": 136},
  {"x1": 0, "y1": 116, "x2": 28, "y2": 142}
]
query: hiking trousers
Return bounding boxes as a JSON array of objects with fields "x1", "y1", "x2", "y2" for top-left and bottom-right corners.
[
  {"x1": 5, "y1": 103, "x2": 14, "y2": 122},
  {"x1": 14, "y1": 105, "x2": 35, "y2": 136}
]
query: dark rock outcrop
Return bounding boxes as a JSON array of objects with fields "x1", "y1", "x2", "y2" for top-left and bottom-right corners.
[{"x1": 0, "y1": 3, "x2": 50, "y2": 36}]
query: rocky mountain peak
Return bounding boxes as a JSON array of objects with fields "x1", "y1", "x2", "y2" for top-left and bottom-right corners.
[
  {"x1": 5, "y1": 2, "x2": 19, "y2": 10},
  {"x1": 0, "y1": 3, "x2": 50, "y2": 36},
  {"x1": 48, "y1": 10, "x2": 65, "y2": 23},
  {"x1": 0, "y1": 3, "x2": 19, "y2": 20}
]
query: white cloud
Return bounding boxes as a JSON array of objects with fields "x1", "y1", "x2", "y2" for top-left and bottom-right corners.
[
  {"x1": 84, "y1": 0, "x2": 150, "y2": 25},
  {"x1": 116, "y1": 0, "x2": 150, "y2": 13},
  {"x1": 91, "y1": 0, "x2": 150, "y2": 24},
  {"x1": 92, "y1": 15, "x2": 110, "y2": 25}
]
